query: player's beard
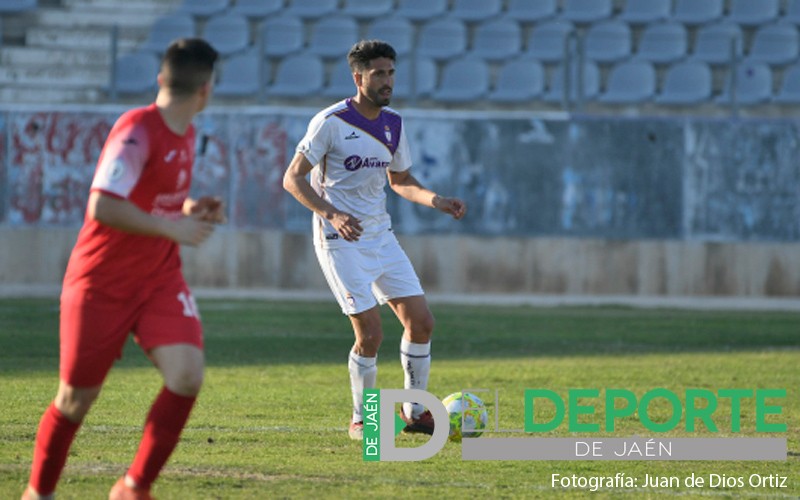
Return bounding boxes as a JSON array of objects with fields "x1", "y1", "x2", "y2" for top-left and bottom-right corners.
[{"x1": 366, "y1": 85, "x2": 392, "y2": 107}]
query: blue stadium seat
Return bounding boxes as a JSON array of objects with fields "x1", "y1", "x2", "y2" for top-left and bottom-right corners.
[
  {"x1": 267, "y1": 52, "x2": 324, "y2": 98},
  {"x1": 785, "y1": 0, "x2": 800, "y2": 25},
  {"x1": 598, "y1": 60, "x2": 656, "y2": 103},
  {"x1": 584, "y1": 20, "x2": 632, "y2": 63},
  {"x1": 323, "y1": 59, "x2": 355, "y2": 98},
  {"x1": 0, "y1": 0, "x2": 37, "y2": 12},
  {"x1": 716, "y1": 61, "x2": 773, "y2": 105},
  {"x1": 395, "y1": 0, "x2": 447, "y2": 21},
  {"x1": 341, "y1": 0, "x2": 394, "y2": 20},
  {"x1": 505, "y1": 0, "x2": 557, "y2": 23},
  {"x1": 773, "y1": 63, "x2": 800, "y2": 103},
  {"x1": 726, "y1": 0, "x2": 779, "y2": 27},
  {"x1": 472, "y1": 17, "x2": 522, "y2": 61},
  {"x1": 367, "y1": 16, "x2": 414, "y2": 57},
  {"x1": 112, "y1": 51, "x2": 159, "y2": 95},
  {"x1": 141, "y1": 13, "x2": 196, "y2": 53},
  {"x1": 690, "y1": 22, "x2": 743, "y2": 65},
  {"x1": 261, "y1": 14, "x2": 303, "y2": 57},
  {"x1": 634, "y1": 21, "x2": 688, "y2": 64},
  {"x1": 285, "y1": 0, "x2": 337, "y2": 19},
  {"x1": 231, "y1": 0, "x2": 284, "y2": 19},
  {"x1": 524, "y1": 20, "x2": 575, "y2": 62},
  {"x1": 179, "y1": 0, "x2": 229, "y2": 17},
  {"x1": 617, "y1": 0, "x2": 671, "y2": 24},
  {"x1": 748, "y1": 23, "x2": 799, "y2": 66},
  {"x1": 655, "y1": 61, "x2": 712, "y2": 104},
  {"x1": 450, "y1": 0, "x2": 502, "y2": 22},
  {"x1": 672, "y1": 0, "x2": 722, "y2": 25},
  {"x1": 308, "y1": 15, "x2": 359, "y2": 59},
  {"x1": 392, "y1": 56, "x2": 437, "y2": 100},
  {"x1": 561, "y1": 0, "x2": 613, "y2": 23},
  {"x1": 215, "y1": 49, "x2": 266, "y2": 98},
  {"x1": 203, "y1": 12, "x2": 250, "y2": 56},
  {"x1": 417, "y1": 17, "x2": 467, "y2": 60},
  {"x1": 433, "y1": 57, "x2": 490, "y2": 102},
  {"x1": 543, "y1": 61, "x2": 600, "y2": 103},
  {"x1": 488, "y1": 57, "x2": 545, "y2": 103}
]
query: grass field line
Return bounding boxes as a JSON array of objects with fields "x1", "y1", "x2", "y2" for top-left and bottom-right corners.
[{"x1": 4, "y1": 284, "x2": 800, "y2": 311}]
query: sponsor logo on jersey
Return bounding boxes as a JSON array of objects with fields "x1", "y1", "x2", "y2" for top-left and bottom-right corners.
[
  {"x1": 343, "y1": 155, "x2": 391, "y2": 172},
  {"x1": 325, "y1": 233, "x2": 339, "y2": 240},
  {"x1": 122, "y1": 137, "x2": 138, "y2": 145},
  {"x1": 164, "y1": 150, "x2": 177, "y2": 162},
  {"x1": 345, "y1": 131, "x2": 360, "y2": 140},
  {"x1": 108, "y1": 159, "x2": 126, "y2": 181}
]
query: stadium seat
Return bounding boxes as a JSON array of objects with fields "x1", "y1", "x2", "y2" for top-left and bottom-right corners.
[
  {"x1": 584, "y1": 20, "x2": 632, "y2": 63},
  {"x1": 488, "y1": 57, "x2": 545, "y2": 103},
  {"x1": 260, "y1": 14, "x2": 303, "y2": 57},
  {"x1": 112, "y1": 51, "x2": 159, "y2": 95},
  {"x1": 141, "y1": 13, "x2": 196, "y2": 53},
  {"x1": 524, "y1": 20, "x2": 575, "y2": 62},
  {"x1": 285, "y1": 0, "x2": 337, "y2": 19},
  {"x1": 202, "y1": 12, "x2": 250, "y2": 56},
  {"x1": 716, "y1": 61, "x2": 773, "y2": 105},
  {"x1": 341, "y1": 0, "x2": 394, "y2": 20},
  {"x1": 417, "y1": 17, "x2": 467, "y2": 60},
  {"x1": 726, "y1": 0, "x2": 779, "y2": 27},
  {"x1": 395, "y1": 0, "x2": 448, "y2": 21},
  {"x1": 672, "y1": 0, "x2": 722, "y2": 25},
  {"x1": 472, "y1": 18, "x2": 522, "y2": 61},
  {"x1": 308, "y1": 15, "x2": 359, "y2": 59},
  {"x1": 690, "y1": 22, "x2": 743, "y2": 65},
  {"x1": 392, "y1": 56, "x2": 437, "y2": 100},
  {"x1": 433, "y1": 57, "x2": 490, "y2": 102},
  {"x1": 543, "y1": 61, "x2": 600, "y2": 103},
  {"x1": 598, "y1": 60, "x2": 656, "y2": 103},
  {"x1": 179, "y1": 0, "x2": 229, "y2": 17},
  {"x1": 215, "y1": 49, "x2": 266, "y2": 98},
  {"x1": 450, "y1": 0, "x2": 502, "y2": 23},
  {"x1": 617, "y1": 0, "x2": 671, "y2": 24},
  {"x1": 367, "y1": 16, "x2": 414, "y2": 57},
  {"x1": 633, "y1": 21, "x2": 688, "y2": 64},
  {"x1": 323, "y1": 59, "x2": 355, "y2": 98},
  {"x1": 560, "y1": 0, "x2": 613, "y2": 24},
  {"x1": 773, "y1": 63, "x2": 800, "y2": 103},
  {"x1": 505, "y1": 0, "x2": 557, "y2": 23},
  {"x1": 655, "y1": 61, "x2": 712, "y2": 104},
  {"x1": 748, "y1": 23, "x2": 800, "y2": 66},
  {"x1": 231, "y1": 0, "x2": 284, "y2": 19},
  {"x1": 785, "y1": 0, "x2": 800, "y2": 25},
  {"x1": 267, "y1": 52, "x2": 324, "y2": 98},
  {"x1": 0, "y1": 0, "x2": 36, "y2": 12}
]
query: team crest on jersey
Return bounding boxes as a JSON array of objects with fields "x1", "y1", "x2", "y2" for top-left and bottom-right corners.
[
  {"x1": 108, "y1": 159, "x2": 125, "y2": 182},
  {"x1": 176, "y1": 169, "x2": 188, "y2": 190},
  {"x1": 384, "y1": 125, "x2": 392, "y2": 144},
  {"x1": 346, "y1": 293, "x2": 355, "y2": 309}
]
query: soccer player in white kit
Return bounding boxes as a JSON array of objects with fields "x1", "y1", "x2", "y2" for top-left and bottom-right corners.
[{"x1": 283, "y1": 40, "x2": 466, "y2": 440}]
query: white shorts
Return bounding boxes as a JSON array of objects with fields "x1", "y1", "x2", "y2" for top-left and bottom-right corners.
[{"x1": 315, "y1": 233, "x2": 424, "y2": 315}]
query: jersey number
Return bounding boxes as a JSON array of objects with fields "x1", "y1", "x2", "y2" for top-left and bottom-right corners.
[{"x1": 177, "y1": 291, "x2": 200, "y2": 319}]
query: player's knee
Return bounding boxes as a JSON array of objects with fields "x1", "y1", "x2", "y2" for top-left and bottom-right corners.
[
  {"x1": 166, "y1": 368, "x2": 204, "y2": 397},
  {"x1": 410, "y1": 312, "x2": 435, "y2": 341},
  {"x1": 54, "y1": 384, "x2": 101, "y2": 422},
  {"x1": 358, "y1": 330, "x2": 384, "y2": 352}
]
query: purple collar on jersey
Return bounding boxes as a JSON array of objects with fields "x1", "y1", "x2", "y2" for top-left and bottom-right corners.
[{"x1": 334, "y1": 98, "x2": 402, "y2": 155}]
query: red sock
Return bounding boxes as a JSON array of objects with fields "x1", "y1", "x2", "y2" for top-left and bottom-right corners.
[
  {"x1": 28, "y1": 403, "x2": 82, "y2": 495},
  {"x1": 127, "y1": 387, "x2": 196, "y2": 490}
]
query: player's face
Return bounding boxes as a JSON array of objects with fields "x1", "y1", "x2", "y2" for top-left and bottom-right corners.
[{"x1": 359, "y1": 57, "x2": 395, "y2": 107}]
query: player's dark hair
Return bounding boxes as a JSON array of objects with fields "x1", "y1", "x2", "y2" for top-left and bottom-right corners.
[
  {"x1": 347, "y1": 39, "x2": 396, "y2": 73},
  {"x1": 160, "y1": 38, "x2": 219, "y2": 96}
]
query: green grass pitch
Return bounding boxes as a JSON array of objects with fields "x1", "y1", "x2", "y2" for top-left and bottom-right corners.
[{"x1": 0, "y1": 298, "x2": 797, "y2": 498}]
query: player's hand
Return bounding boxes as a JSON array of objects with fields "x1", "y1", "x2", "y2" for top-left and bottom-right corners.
[
  {"x1": 188, "y1": 196, "x2": 227, "y2": 224},
  {"x1": 329, "y1": 210, "x2": 363, "y2": 242},
  {"x1": 433, "y1": 195, "x2": 467, "y2": 220},
  {"x1": 169, "y1": 215, "x2": 216, "y2": 246}
]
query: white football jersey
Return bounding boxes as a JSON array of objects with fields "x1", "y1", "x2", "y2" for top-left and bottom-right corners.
[{"x1": 297, "y1": 98, "x2": 412, "y2": 248}]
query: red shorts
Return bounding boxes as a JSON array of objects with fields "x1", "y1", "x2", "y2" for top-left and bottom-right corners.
[{"x1": 59, "y1": 277, "x2": 203, "y2": 387}]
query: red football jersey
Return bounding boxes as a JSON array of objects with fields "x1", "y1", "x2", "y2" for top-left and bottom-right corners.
[{"x1": 62, "y1": 104, "x2": 196, "y2": 299}]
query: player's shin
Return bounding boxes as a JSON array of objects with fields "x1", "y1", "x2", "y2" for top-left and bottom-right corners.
[
  {"x1": 348, "y1": 350, "x2": 377, "y2": 423},
  {"x1": 400, "y1": 339, "x2": 431, "y2": 419}
]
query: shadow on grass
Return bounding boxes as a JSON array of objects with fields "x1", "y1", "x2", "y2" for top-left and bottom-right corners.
[{"x1": 1, "y1": 298, "x2": 798, "y2": 372}]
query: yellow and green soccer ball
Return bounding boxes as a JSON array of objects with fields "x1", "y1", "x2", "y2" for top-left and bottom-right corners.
[{"x1": 442, "y1": 391, "x2": 488, "y2": 442}]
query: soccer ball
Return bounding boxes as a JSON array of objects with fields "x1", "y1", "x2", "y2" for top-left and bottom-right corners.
[{"x1": 442, "y1": 391, "x2": 488, "y2": 442}]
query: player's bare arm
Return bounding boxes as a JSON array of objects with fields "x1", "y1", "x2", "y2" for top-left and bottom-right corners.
[
  {"x1": 283, "y1": 151, "x2": 364, "y2": 241},
  {"x1": 388, "y1": 169, "x2": 467, "y2": 220},
  {"x1": 88, "y1": 191, "x2": 215, "y2": 246}
]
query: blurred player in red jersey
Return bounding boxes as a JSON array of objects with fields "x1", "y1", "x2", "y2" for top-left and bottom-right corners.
[{"x1": 22, "y1": 38, "x2": 223, "y2": 500}]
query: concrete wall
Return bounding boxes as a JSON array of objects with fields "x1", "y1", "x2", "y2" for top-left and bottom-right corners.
[{"x1": 3, "y1": 227, "x2": 799, "y2": 297}]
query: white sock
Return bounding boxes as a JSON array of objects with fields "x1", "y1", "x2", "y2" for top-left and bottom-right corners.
[
  {"x1": 400, "y1": 338, "x2": 431, "y2": 419},
  {"x1": 349, "y1": 350, "x2": 377, "y2": 423}
]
